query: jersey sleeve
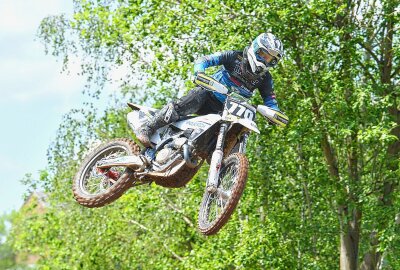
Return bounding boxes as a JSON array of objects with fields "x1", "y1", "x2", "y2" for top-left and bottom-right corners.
[
  {"x1": 258, "y1": 72, "x2": 280, "y2": 111},
  {"x1": 193, "y1": 51, "x2": 236, "y2": 74}
]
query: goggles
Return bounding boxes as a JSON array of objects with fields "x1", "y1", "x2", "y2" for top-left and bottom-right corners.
[{"x1": 257, "y1": 49, "x2": 278, "y2": 66}]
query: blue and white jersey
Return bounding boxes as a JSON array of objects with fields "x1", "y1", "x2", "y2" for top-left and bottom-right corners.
[{"x1": 194, "y1": 50, "x2": 279, "y2": 110}]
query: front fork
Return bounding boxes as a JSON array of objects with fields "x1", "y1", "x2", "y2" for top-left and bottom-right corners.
[
  {"x1": 238, "y1": 132, "x2": 249, "y2": 154},
  {"x1": 206, "y1": 122, "x2": 228, "y2": 193}
]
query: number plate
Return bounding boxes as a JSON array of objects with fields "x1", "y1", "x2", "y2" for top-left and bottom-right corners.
[{"x1": 226, "y1": 99, "x2": 256, "y2": 120}]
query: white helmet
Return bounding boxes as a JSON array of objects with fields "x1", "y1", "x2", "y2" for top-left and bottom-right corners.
[{"x1": 247, "y1": 33, "x2": 284, "y2": 73}]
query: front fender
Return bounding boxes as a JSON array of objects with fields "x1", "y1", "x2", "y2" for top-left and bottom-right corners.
[{"x1": 223, "y1": 115, "x2": 260, "y2": 134}]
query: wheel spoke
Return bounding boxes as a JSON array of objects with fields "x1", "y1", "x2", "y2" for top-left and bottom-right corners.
[
  {"x1": 217, "y1": 188, "x2": 230, "y2": 202},
  {"x1": 109, "y1": 178, "x2": 117, "y2": 184},
  {"x1": 85, "y1": 182, "x2": 101, "y2": 189},
  {"x1": 73, "y1": 139, "x2": 143, "y2": 208},
  {"x1": 215, "y1": 193, "x2": 220, "y2": 214},
  {"x1": 198, "y1": 154, "x2": 248, "y2": 235},
  {"x1": 80, "y1": 149, "x2": 128, "y2": 196}
]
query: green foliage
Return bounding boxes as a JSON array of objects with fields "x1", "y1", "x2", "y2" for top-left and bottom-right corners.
[
  {"x1": 0, "y1": 213, "x2": 29, "y2": 270},
  {"x1": 8, "y1": 0, "x2": 400, "y2": 269}
]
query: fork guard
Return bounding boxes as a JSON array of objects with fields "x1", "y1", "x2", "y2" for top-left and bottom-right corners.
[{"x1": 96, "y1": 155, "x2": 148, "y2": 170}]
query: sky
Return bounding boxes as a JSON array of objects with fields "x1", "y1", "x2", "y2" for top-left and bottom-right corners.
[{"x1": 0, "y1": 0, "x2": 106, "y2": 215}]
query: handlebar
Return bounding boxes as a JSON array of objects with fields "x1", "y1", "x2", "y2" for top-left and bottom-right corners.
[
  {"x1": 193, "y1": 73, "x2": 289, "y2": 127},
  {"x1": 193, "y1": 73, "x2": 229, "y2": 94}
]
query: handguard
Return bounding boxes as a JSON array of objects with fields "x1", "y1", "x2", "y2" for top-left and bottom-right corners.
[
  {"x1": 257, "y1": 105, "x2": 289, "y2": 127},
  {"x1": 194, "y1": 73, "x2": 229, "y2": 94}
]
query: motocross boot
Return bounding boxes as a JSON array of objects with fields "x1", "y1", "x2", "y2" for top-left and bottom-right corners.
[{"x1": 136, "y1": 103, "x2": 180, "y2": 147}]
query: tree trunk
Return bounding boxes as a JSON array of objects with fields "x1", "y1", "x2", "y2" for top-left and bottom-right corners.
[
  {"x1": 360, "y1": 2, "x2": 398, "y2": 268},
  {"x1": 339, "y1": 206, "x2": 362, "y2": 270},
  {"x1": 359, "y1": 231, "x2": 381, "y2": 270}
]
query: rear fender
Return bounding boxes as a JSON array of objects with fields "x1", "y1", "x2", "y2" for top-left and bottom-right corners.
[
  {"x1": 127, "y1": 111, "x2": 146, "y2": 131},
  {"x1": 126, "y1": 110, "x2": 166, "y2": 144},
  {"x1": 127, "y1": 102, "x2": 158, "y2": 115}
]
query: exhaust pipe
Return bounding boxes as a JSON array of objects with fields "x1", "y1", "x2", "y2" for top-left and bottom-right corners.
[{"x1": 183, "y1": 144, "x2": 199, "y2": 168}]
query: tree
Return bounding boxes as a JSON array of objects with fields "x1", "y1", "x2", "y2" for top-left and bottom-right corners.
[
  {"x1": 0, "y1": 213, "x2": 29, "y2": 269},
  {"x1": 9, "y1": 0, "x2": 399, "y2": 269}
]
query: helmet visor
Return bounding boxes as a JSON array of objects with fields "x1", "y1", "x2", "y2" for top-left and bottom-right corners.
[{"x1": 258, "y1": 49, "x2": 278, "y2": 66}]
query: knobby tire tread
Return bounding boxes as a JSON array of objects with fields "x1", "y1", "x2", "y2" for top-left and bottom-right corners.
[{"x1": 72, "y1": 138, "x2": 140, "y2": 208}]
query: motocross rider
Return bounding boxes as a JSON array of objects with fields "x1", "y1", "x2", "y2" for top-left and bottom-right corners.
[{"x1": 137, "y1": 32, "x2": 286, "y2": 147}]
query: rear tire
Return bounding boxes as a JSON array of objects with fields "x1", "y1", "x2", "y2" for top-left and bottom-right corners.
[
  {"x1": 198, "y1": 153, "x2": 248, "y2": 235},
  {"x1": 72, "y1": 139, "x2": 141, "y2": 208}
]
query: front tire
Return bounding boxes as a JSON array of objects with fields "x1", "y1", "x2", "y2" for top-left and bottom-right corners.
[
  {"x1": 198, "y1": 153, "x2": 249, "y2": 235},
  {"x1": 73, "y1": 139, "x2": 141, "y2": 208}
]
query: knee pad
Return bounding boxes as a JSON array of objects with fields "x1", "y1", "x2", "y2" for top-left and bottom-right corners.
[{"x1": 163, "y1": 102, "x2": 180, "y2": 123}]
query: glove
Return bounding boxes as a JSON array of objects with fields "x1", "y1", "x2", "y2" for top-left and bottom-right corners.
[
  {"x1": 257, "y1": 105, "x2": 289, "y2": 127},
  {"x1": 269, "y1": 109, "x2": 289, "y2": 127},
  {"x1": 264, "y1": 98, "x2": 280, "y2": 111}
]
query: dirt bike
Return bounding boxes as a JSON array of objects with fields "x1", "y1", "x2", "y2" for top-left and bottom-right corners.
[{"x1": 72, "y1": 73, "x2": 288, "y2": 235}]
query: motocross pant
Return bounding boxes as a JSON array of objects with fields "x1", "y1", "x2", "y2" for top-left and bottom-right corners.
[{"x1": 173, "y1": 86, "x2": 223, "y2": 117}]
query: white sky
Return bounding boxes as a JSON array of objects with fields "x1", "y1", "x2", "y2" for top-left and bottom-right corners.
[{"x1": 0, "y1": 0, "x2": 110, "y2": 214}]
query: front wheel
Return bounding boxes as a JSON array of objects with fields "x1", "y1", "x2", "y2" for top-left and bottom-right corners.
[
  {"x1": 198, "y1": 153, "x2": 249, "y2": 235},
  {"x1": 72, "y1": 138, "x2": 141, "y2": 208}
]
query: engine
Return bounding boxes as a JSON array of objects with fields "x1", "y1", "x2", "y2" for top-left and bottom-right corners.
[
  {"x1": 155, "y1": 148, "x2": 174, "y2": 164},
  {"x1": 154, "y1": 137, "x2": 188, "y2": 166}
]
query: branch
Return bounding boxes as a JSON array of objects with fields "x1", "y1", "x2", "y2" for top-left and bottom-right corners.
[
  {"x1": 220, "y1": 2, "x2": 241, "y2": 19},
  {"x1": 162, "y1": 196, "x2": 194, "y2": 228},
  {"x1": 309, "y1": 92, "x2": 340, "y2": 180},
  {"x1": 358, "y1": 41, "x2": 381, "y2": 65},
  {"x1": 321, "y1": 133, "x2": 340, "y2": 179},
  {"x1": 391, "y1": 66, "x2": 400, "y2": 78},
  {"x1": 354, "y1": 57, "x2": 378, "y2": 85},
  {"x1": 128, "y1": 219, "x2": 184, "y2": 261}
]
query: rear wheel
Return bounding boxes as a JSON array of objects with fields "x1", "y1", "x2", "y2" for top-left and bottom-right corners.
[
  {"x1": 72, "y1": 139, "x2": 141, "y2": 208},
  {"x1": 198, "y1": 153, "x2": 248, "y2": 235}
]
